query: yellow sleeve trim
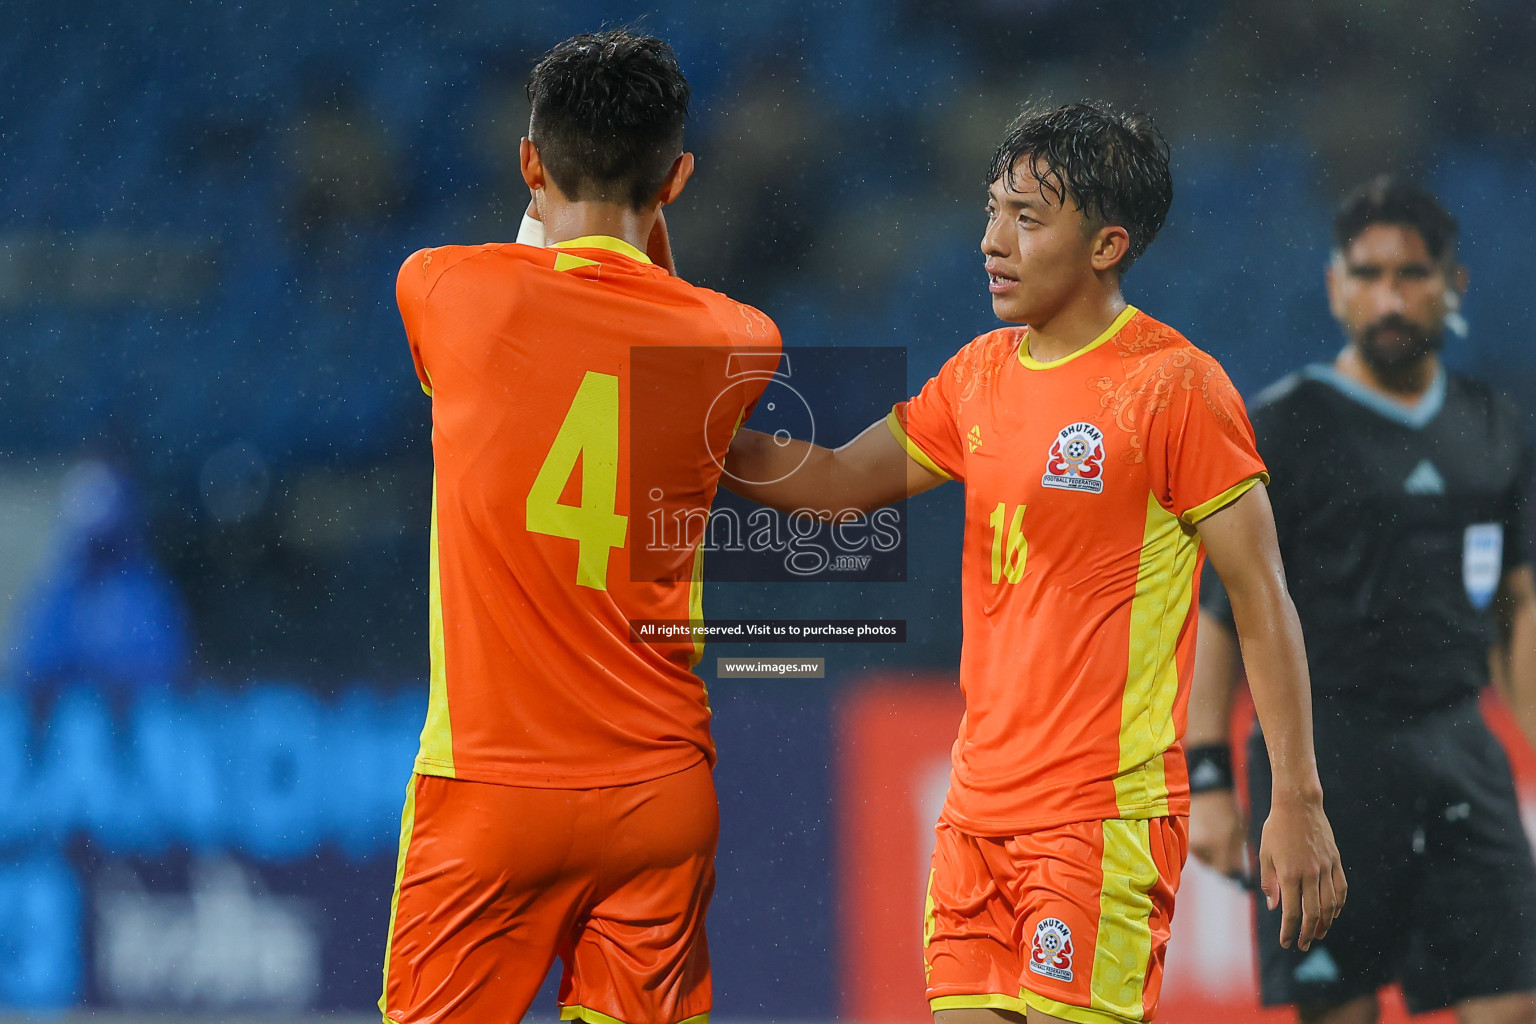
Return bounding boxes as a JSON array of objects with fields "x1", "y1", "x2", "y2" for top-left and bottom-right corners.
[
  {"x1": 931, "y1": 993, "x2": 1029, "y2": 1016},
  {"x1": 1018, "y1": 304, "x2": 1138, "y2": 370},
  {"x1": 419, "y1": 381, "x2": 433, "y2": 396},
  {"x1": 1021, "y1": 990, "x2": 1137, "y2": 1024},
  {"x1": 1181, "y1": 471, "x2": 1270, "y2": 525},
  {"x1": 885, "y1": 408, "x2": 953, "y2": 480},
  {"x1": 550, "y1": 234, "x2": 653, "y2": 265},
  {"x1": 561, "y1": 1005, "x2": 707, "y2": 1024}
]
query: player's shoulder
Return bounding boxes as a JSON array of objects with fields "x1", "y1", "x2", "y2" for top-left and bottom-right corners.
[
  {"x1": 1250, "y1": 370, "x2": 1317, "y2": 414},
  {"x1": 1113, "y1": 309, "x2": 1222, "y2": 370},
  {"x1": 681, "y1": 284, "x2": 782, "y2": 350},
  {"x1": 1240, "y1": 367, "x2": 1362, "y2": 454},
  {"x1": 397, "y1": 241, "x2": 534, "y2": 288},
  {"x1": 1447, "y1": 368, "x2": 1510, "y2": 412},
  {"x1": 921, "y1": 326, "x2": 1023, "y2": 399},
  {"x1": 1240, "y1": 371, "x2": 1318, "y2": 443},
  {"x1": 1446, "y1": 369, "x2": 1529, "y2": 438},
  {"x1": 1112, "y1": 309, "x2": 1242, "y2": 392},
  {"x1": 947, "y1": 326, "x2": 1025, "y2": 377}
]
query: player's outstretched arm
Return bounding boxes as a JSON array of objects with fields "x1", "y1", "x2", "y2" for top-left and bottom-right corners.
[
  {"x1": 723, "y1": 419, "x2": 947, "y2": 517},
  {"x1": 1186, "y1": 611, "x2": 1248, "y2": 880},
  {"x1": 1493, "y1": 565, "x2": 1536, "y2": 751},
  {"x1": 1196, "y1": 483, "x2": 1345, "y2": 953}
]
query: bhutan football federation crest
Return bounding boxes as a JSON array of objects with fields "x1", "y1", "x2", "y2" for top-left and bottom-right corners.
[
  {"x1": 1028, "y1": 917, "x2": 1075, "y2": 982},
  {"x1": 1042, "y1": 422, "x2": 1106, "y2": 493}
]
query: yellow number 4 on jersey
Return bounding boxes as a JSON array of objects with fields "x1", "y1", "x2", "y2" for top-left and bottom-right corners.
[{"x1": 526, "y1": 371, "x2": 629, "y2": 590}]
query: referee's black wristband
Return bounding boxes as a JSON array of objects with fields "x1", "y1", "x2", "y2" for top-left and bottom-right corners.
[{"x1": 1186, "y1": 743, "x2": 1234, "y2": 794}]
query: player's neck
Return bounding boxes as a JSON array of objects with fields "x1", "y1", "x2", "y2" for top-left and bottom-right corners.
[
  {"x1": 539, "y1": 200, "x2": 657, "y2": 256},
  {"x1": 1023, "y1": 291, "x2": 1128, "y2": 364},
  {"x1": 1334, "y1": 347, "x2": 1440, "y2": 406}
]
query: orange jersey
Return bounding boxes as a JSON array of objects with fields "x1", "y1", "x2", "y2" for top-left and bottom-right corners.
[
  {"x1": 399, "y1": 235, "x2": 780, "y2": 788},
  {"x1": 891, "y1": 307, "x2": 1266, "y2": 834}
]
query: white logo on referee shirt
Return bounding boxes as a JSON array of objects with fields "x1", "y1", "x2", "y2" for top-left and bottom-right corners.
[
  {"x1": 1464, "y1": 523, "x2": 1503, "y2": 610},
  {"x1": 1028, "y1": 917, "x2": 1075, "y2": 982},
  {"x1": 1042, "y1": 423, "x2": 1106, "y2": 494}
]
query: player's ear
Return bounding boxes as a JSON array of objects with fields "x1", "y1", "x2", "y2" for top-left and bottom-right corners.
[
  {"x1": 1324, "y1": 256, "x2": 1345, "y2": 320},
  {"x1": 520, "y1": 138, "x2": 545, "y2": 192},
  {"x1": 1089, "y1": 224, "x2": 1130, "y2": 273},
  {"x1": 655, "y1": 152, "x2": 695, "y2": 206},
  {"x1": 1450, "y1": 263, "x2": 1469, "y2": 301}
]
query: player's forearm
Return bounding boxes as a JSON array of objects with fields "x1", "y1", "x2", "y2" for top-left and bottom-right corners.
[
  {"x1": 723, "y1": 430, "x2": 842, "y2": 515},
  {"x1": 1229, "y1": 584, "x2": 1322, "y2": 801},
  {"x1": 722, "y1": 425, "x2": 910, "y2": 517},
  {"x1": 1187, "y1": 611, "x2": 1241, "y2": 748}
]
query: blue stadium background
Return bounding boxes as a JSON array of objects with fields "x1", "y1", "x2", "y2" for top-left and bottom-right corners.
[{"x1": 2, "y1": 0, "x2": 1534, "y2": 1016}]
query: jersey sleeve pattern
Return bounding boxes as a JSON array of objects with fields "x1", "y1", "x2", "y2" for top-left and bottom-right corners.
[
  {"x1": 890, "y1": 333, "x2": 1017, "y2": 481},
  {"x1": 1152, "y1": 348, "x2": 1268, "y2": 523},
  {"x1": 715, "y1": 301, "x2": 783, "y2": 426}
]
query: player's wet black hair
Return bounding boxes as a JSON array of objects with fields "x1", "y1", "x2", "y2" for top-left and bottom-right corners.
[
  {"x1": 987, "y1": 101, "x2": 1172, "y2": 273},
  {"x1": 1334, "y1": 175, "x2": 1458, "y2": 264},
  {"x1": 526, "y1": 29, "x2": 690, "y2": 209}
]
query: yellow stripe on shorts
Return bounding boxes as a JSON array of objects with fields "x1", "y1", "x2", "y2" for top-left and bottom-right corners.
[
  {"x1": 1089, "y1": 819, "x2": 1159, "y2": 1022},
  {"x1": 378, "y1": 774, "x2": 419, "y2": 1019}
]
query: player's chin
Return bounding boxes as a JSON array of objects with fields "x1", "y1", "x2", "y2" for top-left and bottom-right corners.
[{"x1": 989, "y1": 293, "x2": 1030, "y2": 324}]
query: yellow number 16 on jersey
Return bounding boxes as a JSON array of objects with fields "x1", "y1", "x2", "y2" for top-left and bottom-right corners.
[
  {"x1": 525, "y1": 371, "x2": 629, "y2": 590},
  {"x1": 990, "y1": 501, "x2": 1027, "y2": 585}
]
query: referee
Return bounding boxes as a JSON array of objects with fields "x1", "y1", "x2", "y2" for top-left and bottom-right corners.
[{"x1": 1189, "y1": 176, "x2": 1536, "y2": 1024}]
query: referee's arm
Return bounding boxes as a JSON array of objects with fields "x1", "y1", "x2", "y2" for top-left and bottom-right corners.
[
  {"x1": 1493, "y1": 565, "x2": 1536, "y2": 752},
  {"x1": 1186, "y1": 607, "x2": 1246, "y2": 880},
  {"x1": 1196, "y1": 482, "x2": 1346, "y2": 953}
]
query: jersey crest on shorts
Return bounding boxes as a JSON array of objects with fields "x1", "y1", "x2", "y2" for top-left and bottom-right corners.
[
  {"x1": 1028, "y1": 917, "x2": 1075, "y2": 982},
  {"x1": 1042, "y1": 422, "x2": 1106, "y2": 494}
]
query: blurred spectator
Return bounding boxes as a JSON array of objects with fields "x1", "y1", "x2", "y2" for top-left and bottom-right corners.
[
  {"x1": 6, "y1": 460, "x2": 190, "y2": 696},
  {"x1": 672, "y1": 64, "x2": 833, "y2": 300},
  {"x1": 285, "y1": 70, "x2": 401, "y2": 246}
]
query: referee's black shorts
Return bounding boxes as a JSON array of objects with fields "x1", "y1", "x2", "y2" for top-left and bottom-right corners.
[{"x1": 1248, "y1": 695, "x2": 1536, "y2": 1013}]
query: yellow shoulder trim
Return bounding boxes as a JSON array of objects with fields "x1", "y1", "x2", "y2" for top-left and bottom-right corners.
[
  {"x1": 885, "y1": 408, "x2": 953, "y2": 480},
  {"x1": 1181, "y1": 472, "x2": 1270, "y2": 525},
  {"x1": 1018, "y1": 305, "x2": 1139, "y2": 370},
  {"x1": 931, "y1": 993, "x2": 1030, "y2": 1016},
  {"x1": 561, "y1": 1005, "x2": 707, "y2": 1024},
  {"x1": 550, "y1": 235, "x2": 653, "y2": 265},
  {"x1": 1022, "y1": 989, "x2": 1136, "y2": 1024}
]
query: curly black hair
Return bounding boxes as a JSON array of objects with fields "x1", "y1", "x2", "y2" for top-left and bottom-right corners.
[
  {"x1": 987, "y1": 101, "x2": 1172, "y2": 273},
  {"x1": 526, "y1": 29, "x2": 691, "y2": 209},
  {"x1": 1334, "y1": 175, "x2": 1458, "y2": 264}
]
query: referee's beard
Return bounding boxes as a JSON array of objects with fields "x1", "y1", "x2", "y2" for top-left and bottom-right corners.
[{"x1": 1355, "y1": 313, "x2": 1445, "y2": 378}]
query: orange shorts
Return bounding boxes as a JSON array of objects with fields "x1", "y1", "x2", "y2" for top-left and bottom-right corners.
[
  {"x1": 380, "y1": 761, "x2": 717, "y2": 1024},
  {"x1": 924, "y1": 816, "x2": 1187, "y2": 1024}
]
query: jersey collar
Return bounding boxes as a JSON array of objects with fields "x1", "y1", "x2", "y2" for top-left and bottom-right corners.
[
  {"x1": 1017, "y1": 305, "x2": 1138, "y2": 370},
  {"x1": 549, "y1": 235, "x2": 653, "y2": 265},
  {"x1": 1303, "y1": 363, "x2": 1447, "y2": 429}
]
